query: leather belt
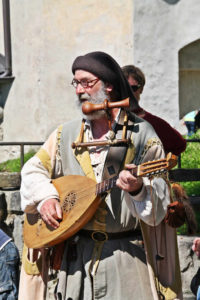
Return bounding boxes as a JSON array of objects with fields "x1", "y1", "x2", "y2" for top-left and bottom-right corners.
[{"x1": 78, "y1": 229, "x2": 142, "y2": 242}]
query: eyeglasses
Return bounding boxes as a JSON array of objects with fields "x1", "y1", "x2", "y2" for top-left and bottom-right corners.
[
  {"x1": 131, "y1": 85, "x2": 141, "y2": 92},
  {"x1": 71, "y1": 78, "x2": 99, "y2": 89}
]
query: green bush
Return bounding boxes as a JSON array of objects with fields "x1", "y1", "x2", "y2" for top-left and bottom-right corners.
[
  {"x1": 181, "y1": 130, "x2": 200, "y2": 168},
  {"x1": 0, "y1": 150, "x2": 36, "y2": 172},
  {"x1": 176, "y1": 130, "x2": 200, "y2": 234},
  {"x1": 180, "y1": 129, "x2": 200, "y2": 196}
]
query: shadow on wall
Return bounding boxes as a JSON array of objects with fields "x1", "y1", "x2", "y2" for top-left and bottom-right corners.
[
  {"x1": 0, "y1": 53, "x2": 14, "y2": 109},
  {"x1": 0, "y1": 192, "x2": 12, "y2": 238},
  {"x1": 162, "y1": 0, "x2": 181, "y2": 4},
  {"x1": 0, "y1": 77, "x2": 14, "y2": 109},
  {"x1": 0, "y1": 75, "x2": 14, "y2": 140}
]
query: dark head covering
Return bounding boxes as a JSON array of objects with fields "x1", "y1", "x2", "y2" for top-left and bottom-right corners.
[{"x1": 72, "y1": 51, "x2": 138, "y2": 110}]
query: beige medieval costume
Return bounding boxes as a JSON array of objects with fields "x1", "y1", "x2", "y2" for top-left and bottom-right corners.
[{"x1": 20, "y1": 113, "x2": 182, "y2": 300}]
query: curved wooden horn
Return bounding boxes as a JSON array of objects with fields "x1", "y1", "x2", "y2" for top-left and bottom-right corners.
[{"x1": 82, "y1": 98, "x2": 130, "y2": 115}]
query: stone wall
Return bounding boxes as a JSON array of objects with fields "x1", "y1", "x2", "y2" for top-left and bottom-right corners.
[
  {"x1": 133, "y1": 0, "x2": 200, "y2": 127},
  {"x1": 1, "y1": 0, "x2": 134, "y2": 143},
  {"x1": 178, "y1": 236, "x2": 199, "y2": 299},
  {"x1": 0, "y1": 172, "x2": 23, "y2": 257}
]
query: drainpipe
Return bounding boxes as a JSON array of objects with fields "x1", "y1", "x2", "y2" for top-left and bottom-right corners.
[{"x1": 0, "y1": 0, "x2": 12, "y2": 78}]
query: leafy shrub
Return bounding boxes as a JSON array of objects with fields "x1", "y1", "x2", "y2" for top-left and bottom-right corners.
[
  {"x1": 176, "y1": 130, "x2": 200, "y2": 234},
  {"x1": 180, "y1": 130, "x2": 200, "y2": 196},
  {"x1": 0, "y1": 150, "x2": 36, "y2": 172}
]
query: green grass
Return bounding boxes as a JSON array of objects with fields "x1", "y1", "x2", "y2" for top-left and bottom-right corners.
[
  {"x1": 175, "y1": 130, "x2": 200, "y2": 234},
  {"x1": 179, "y1": 130, "x2": 200, "y2": 196},
  {"x1": 181, "y1": 130, "x2": 200, "y2": 169},
  {"x1": 0, "y1": 150, "x2": 36, "y2": 172}
]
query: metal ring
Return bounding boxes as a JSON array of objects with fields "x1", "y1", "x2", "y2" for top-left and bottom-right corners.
[{"x1": 91, "y1": 231, "x2": 108, "y2": 242}]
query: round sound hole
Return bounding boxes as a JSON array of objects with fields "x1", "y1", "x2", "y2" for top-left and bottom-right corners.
[{"x1": 63, "y1": 191, "x2": 77, "y2": 213}]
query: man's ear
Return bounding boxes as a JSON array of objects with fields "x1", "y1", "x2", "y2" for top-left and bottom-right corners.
[{"x1": 105, "y1": 83, "x2": 113, "y2": 92}]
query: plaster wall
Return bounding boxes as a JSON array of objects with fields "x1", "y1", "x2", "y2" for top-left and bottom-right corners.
[
  {"x1": 1, "y1": 0, "x2": 133, "y2": 142},
  {"x1": 133, "y1": 0, "x2": 200, "y2": 127},
  {"x1": 0, "y1": 1, "x2": 4, "y2": 54}
]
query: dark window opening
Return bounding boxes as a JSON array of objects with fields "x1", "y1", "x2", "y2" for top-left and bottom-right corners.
[{"x1": 0, "y1": 0, "x2": 13, "y2": 78}]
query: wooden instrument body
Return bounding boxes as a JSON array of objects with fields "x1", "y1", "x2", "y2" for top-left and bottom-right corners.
[
  {"x1": 23, "y1": 153, "x2": 177, "y2": 249},
  {"x1": 24, "y1": 175, "x2": 101, "y2": 249}
]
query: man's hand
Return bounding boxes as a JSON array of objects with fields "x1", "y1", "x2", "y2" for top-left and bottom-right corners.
[
  {"x1": 40, "y1": 198, "x2": 62, "y2": 229},
  {"x1": 192, "y1": 238, "x2": 200, "y2": 258},
  {"x1": 116, "y1": 164, "x2": 143, "y2": 194}
]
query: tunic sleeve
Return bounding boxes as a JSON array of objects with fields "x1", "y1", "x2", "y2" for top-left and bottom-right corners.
[
  {"x1": 20, "y1": 128, "x2": 59, "y2": 213},
  {"x1": 125, "y1": 143, "x2": 170, "y2": 226}
]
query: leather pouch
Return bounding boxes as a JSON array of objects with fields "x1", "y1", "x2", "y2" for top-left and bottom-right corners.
[{"x1": 164, "y1": 200, "x2": 185, "y2": 228}]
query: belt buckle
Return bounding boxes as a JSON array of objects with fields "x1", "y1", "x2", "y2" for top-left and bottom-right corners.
[{"x1": 91, "y1": 231, "x2": 108, "y2": 242}]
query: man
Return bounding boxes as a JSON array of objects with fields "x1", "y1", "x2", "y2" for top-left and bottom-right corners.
[
  {"x1": 0, "y1": 229, "x2": 20, "y2": 299},
  {"x1": 183, "y1": 110, "x2": 198, "y2": 136},
  {"x1": 191, "y1": 238, "x2": 200, "y2": 299},
  {"x1": 195, "y1": 110, "x2": 200, "y2": 131},
  {"x1": 20, "y1": 51, "x2": 182, "y2": 300},
  {"x1": 122, "y1": 65, "x2": 186, "y2": 155}
]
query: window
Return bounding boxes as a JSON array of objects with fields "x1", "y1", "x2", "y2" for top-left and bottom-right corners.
[{"x1": 0, "y1": 0, "x2": 12, "y2": 78}]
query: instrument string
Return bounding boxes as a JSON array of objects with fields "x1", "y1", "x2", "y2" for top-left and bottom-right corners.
[
  {"x1": 60, "y1": 178, "x2": 118, "y2": 205},
  {"x1": 59, "y1": 160, "x2": 169, "y2": 205}
]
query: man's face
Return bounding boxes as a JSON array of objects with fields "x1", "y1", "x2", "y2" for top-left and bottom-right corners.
[
  {"x1": 73, "y1": 70, "x2": 110, "y2": 120},
  {"x1": 74, "y1": 70, "x2": 102, "y2": 102},
  {"x1": 128, "y1": 76, "x2": 143, "y2": 102}
]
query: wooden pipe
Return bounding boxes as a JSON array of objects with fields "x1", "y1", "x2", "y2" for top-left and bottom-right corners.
[
  {"x1": 71, "y1": 138, "x2": 131, "y2": 149},
  {"x1": 82, "y1": 98, "x2": 130, "y2": 115}
]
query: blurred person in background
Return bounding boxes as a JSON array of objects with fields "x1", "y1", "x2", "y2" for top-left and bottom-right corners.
[
  {"x1": 183, "y1": 110, "x2": 198, "y2": 136},
  {"x1": 0, "y1": 228, "x2": 20, "y2": 300},
  {"x1": 122, "y1": 65, "x2": 186, "y2": 156}
]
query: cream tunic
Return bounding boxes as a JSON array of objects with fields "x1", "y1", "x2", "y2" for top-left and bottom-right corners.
[{"x1": 20, "y1": 114, "x2": 181, "y2": 300}]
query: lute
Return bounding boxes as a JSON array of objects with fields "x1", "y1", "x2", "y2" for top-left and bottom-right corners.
[{"x1": 23, "y1": 153, "x2": 177, "y2": 249}]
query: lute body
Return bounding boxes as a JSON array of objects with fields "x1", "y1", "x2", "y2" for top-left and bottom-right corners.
[
  {"x1": 24, "y1": 175, "x2": 101, "y2": 249},
  {"x1": 23, "y1": 153, "x2": 177, "y2": 249}
]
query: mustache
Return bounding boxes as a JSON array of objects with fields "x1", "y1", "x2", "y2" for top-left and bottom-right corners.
[
  {"x1": 78, "y1": 94, "x2": 106, "y2": 105},
  {"x1": 79, "y1": 94, "x2": 91, "y2": 102}
]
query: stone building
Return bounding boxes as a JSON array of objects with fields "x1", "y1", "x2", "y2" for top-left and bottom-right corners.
[
  {"x1": 1, "y1": 0, "x2": 200, "y2": 298},
  {"x1": 0, "y1": 0, "x2": 199, "y2": 146}
]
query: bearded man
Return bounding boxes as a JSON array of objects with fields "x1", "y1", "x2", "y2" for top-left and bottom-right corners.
[{"x1": 19, "y1": 51, "x2": 182, "y2": 300}]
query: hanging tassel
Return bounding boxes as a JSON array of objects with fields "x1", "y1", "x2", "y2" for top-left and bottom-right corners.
[
  {"x1": 171, "y1": 183, "x2": 197, "y2": 234},
  {"x1": 164, "y1": 182, "x2": 197, "y2": 234}
]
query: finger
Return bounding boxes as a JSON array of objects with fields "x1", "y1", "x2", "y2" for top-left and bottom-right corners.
[
  {"x1": 49, "y1": 201, "x2": 62, "y2": 220},
  {"x1": 48, "y1": 214, "x2": 60, "y2": 228},
  {"x1": 41, "y1": 210, "x2": 59, "y2": 228},
  {"x1": 120, "y1": 175, "x2": 137, "y2": 187},
  {"x1": 116, "y1": 178, "x2": 125, "y2": 190},
  {"x1": 119, "y1": 170, "x2": 136, "y2": 181},
  {"x1": 194, "y1": 239, "x2": 200, "y2": 250},
  {"x1": 45, "y1": 213, "x2": 60, "y2": 229},
  {"x1": 125, "y1": 164, "x2": 136, "y2": 169},
  {"x1": 55, "y1": 202, "x2": 62, "y2": 219},
  {"x1": 193, "y1": 238, "x2": 199, "y2": 244},
  {"x1": 124, "y1": 164, "x2": 137, "y2": 176},
  {"x1": 116, "y1": 178, "x2": 133, "y2": 192}
]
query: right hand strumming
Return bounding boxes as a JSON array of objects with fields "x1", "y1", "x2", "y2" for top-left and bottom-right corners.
[{"x1": 40, "y1": 198, "x2": 62, "y2": 229}]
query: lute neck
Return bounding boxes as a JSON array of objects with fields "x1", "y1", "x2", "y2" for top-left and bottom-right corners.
[{"x1": 96, "y1": 167, "x2": 138, "y2": 195}]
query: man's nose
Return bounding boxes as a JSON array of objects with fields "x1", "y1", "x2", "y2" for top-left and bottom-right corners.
[{"x1": 76, "y1": 83, "x2": 85, "y2": 94}]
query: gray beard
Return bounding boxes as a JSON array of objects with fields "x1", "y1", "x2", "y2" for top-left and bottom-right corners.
[{"x1": 77, "y1": 84, "x2": 110, "y2": 120}]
